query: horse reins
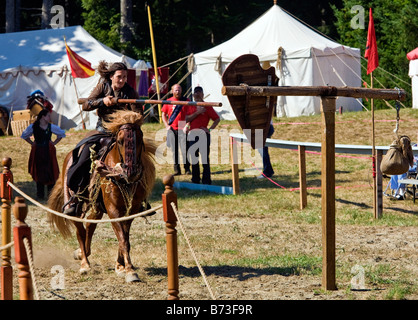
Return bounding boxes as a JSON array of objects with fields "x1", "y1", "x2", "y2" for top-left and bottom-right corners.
[{"x1": 116, "y1": 123, "x2": 145, "y2": 183}]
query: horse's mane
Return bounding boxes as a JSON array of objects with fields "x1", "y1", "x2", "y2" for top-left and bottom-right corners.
[
  {"x1": 137, "y1": 137, "x2": 157, "y2": 199},
  {"x1": 102, "y1": 110, "x2": 144, "y2": 134},
  {"x1": 103, "y1": 110, "x2": 156, "y2": 199}
]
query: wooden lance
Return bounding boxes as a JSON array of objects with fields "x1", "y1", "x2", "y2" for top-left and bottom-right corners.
[{"x1": 77, "y1": 97, "x2": 222, "y2": 108}]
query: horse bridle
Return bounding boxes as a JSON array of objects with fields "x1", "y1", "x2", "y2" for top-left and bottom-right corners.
[{"x1": 116, "y1": 123, "x2": 145, "y2": 183}]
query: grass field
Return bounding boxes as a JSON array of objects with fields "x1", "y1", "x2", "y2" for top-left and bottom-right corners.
[{"x1": 0, "y1": 107, "x2": 417, "y2": 300}]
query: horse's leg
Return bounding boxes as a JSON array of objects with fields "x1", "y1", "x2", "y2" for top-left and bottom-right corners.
[
  {"x1": 84, "y1": 210, "x2": 104, "y2": 257},
  {"x1": 111, "y1": 219, "x2": 140, "y2": 282},
  {"x1": 73, "y1": 221, "x2": 91, "y2": 274}
]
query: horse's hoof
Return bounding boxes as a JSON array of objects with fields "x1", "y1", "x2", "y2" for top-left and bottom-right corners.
[
  {"x1": 73, "y1": 248, "x2": 82, "y2": 260},
  {"x1": 115, "y1": 265, "x2": 126, "y2": 277},
  {"x1": 79, "y1": 266, "x2": 91, "y2": 275},
  {"x1": 125, "y1": 272, "x2": 140, "y2": 283}
]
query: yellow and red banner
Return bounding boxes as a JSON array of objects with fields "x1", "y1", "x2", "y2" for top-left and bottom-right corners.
[{"x1": 65, "y1": 40, "x2": 95, "y2": 78}]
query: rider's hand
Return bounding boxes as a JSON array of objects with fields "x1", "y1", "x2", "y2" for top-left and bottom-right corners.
[{"x1": 103, "y1": 96, "x2": 114, "y2": 107}]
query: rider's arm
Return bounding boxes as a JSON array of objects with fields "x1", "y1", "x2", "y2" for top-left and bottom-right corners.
[{"x1": 82, "y1": 82, "x2": 106, "y2": 111}]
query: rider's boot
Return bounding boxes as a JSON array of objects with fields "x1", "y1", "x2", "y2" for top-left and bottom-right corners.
[
  {"x1": 63, "y1": 198, "x2": 82, "y2": 216},
  {"x1": 143, "y1": 201, "x2": 156, "y2": 217}
]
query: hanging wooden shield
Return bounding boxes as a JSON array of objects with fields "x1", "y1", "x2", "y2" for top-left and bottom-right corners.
[{"x1": 222, "y1": 54, "x2": 278, "y2": 149}]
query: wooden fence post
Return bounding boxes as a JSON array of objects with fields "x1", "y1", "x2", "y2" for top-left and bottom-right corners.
[
  {"x1": 321, "y1": 97, "x2": 337, "y2": 291},
  {"x1": 375, "y1": 150, "x2": 383, "y2": 219},
  {"x1": 298, "y1": 145, "x2": 307, "y2": 209},
  {"x1": 13, "y1": 196, "x2": 33, "y2": 300},
  {"x1": 162, "y1": 174, "x2": 179, "y2": 300},
  {"x1": 230, "y1": 136, "x2": 240, "y2": 195},
  {"x1": 1, "y1": 157, "x2": 13, "y2": 300}
]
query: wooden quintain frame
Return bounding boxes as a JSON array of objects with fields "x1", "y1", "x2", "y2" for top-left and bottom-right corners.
[{"x1": 221, "y1": 54, "x2": 406, "y2": 291}]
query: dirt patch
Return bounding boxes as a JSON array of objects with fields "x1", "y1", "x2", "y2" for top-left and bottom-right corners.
[{"x1": 8, "y1": 204, "x2": 417, "y2": 301}]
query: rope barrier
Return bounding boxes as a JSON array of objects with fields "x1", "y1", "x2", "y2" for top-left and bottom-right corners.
[
  {"x1": 7, "y1": 181, "x2": 163, "y2": 224},
  {"x1": 0, "y1": 241, "x2": 14, "y2": 251},
  {"x1": 170, "y1": 202, "x2": 216, "y2": 300}
]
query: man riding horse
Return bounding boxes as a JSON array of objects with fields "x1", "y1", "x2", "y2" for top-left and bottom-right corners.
[{"x1": 64, "y1": 61, "x2": 148, "y2": 216}]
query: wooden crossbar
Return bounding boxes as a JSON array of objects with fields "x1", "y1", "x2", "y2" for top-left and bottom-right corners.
[{"x1": 222, "y1": 85, "x2": 406, "y2": 101}]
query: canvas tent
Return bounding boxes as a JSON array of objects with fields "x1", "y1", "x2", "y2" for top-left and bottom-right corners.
[
  {"x1": 407, "y1": 47, "x2": 418, "y2": 109},
  {"x1": 0, "y1": 25, "x2": 149, "y2": 130},
  {"x1": 192, "y1": 4, "x2": 362, "y2": 120}
]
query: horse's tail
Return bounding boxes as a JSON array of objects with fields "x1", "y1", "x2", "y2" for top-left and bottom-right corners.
[{"x1": 47, "y1": 172, "x2": 73, "y2": 239}]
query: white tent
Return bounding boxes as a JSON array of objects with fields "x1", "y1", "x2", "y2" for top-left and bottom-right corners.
[
  {"x1": 0, "y1": 25, "x2": 149, "y2": 130},
  {"x1": 192, "y1": 4, "x2": 363, "y2": 120},
  {"x1": 407, "y1": 48, "x2": 418, "y2": 109}
]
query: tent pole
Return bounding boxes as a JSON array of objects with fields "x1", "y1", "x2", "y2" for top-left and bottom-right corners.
[
  {"x1": 71, "y1": 75, "x2": 86, "y2": 130},
  {"x1": 147, "y1": 5, "x2": 162, "y2": 123},
  {"x1": 58, "y1": 72, "x2": 65, "y2": 128}
]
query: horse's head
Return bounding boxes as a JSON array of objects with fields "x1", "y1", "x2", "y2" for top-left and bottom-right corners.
[{"x1": 103, "y1": 110, "x2": 145, "y2": 183}]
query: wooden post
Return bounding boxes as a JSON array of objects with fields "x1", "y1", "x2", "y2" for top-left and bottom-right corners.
[
  {"x1": 162, "y1": 175, "x2": 179, "y2": 300},
  {"x1": 375, "y1": 150, "x2": 383, "y2": 219},
  {"x1": 13, "y1": 196, "x2": 33, "y2": 300},
  {"x1": 1, "y1": 157, "x2": 13, "y2": 300},
  {"x1": 371, "y1": 74, "x2": 377, "y2": 219},
  {"x1": 298, "y1": 145, "x2": 307, "y2": 209},
  {"x1": 321, "y1": 97, "x2": 337, "y2": 291},
  {"x1": 230, "y1": 137, "x2": 240, "y2": 195}
]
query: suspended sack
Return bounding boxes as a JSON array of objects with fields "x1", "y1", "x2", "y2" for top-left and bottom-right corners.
[{"x1": 380, "y1": 135, "x2": 414, "y2": 175}]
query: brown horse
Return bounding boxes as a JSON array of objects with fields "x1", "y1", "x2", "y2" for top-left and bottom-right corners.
[{"x1": 48, "y1": 110, "x2": 156, "y2": 282}]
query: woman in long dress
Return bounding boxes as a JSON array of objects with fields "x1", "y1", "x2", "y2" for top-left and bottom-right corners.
[{"x1": 21, "y1": 109, "x2": 66, "y2": 200}]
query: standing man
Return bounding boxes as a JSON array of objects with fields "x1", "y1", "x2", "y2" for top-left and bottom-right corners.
[
  {"x1": 257, "y1": 121, "x2": 275, "y2": 179},
  {"x1": 183, "y1": 86, "x2": 220, "y2": 185},
  {"x1": 162, "y1": 83, "x2": 191, "y2": 176}
]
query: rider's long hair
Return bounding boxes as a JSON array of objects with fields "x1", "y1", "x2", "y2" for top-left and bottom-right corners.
[{"x1": 97, "y1": 60, "x2": 128, "y2": 82}]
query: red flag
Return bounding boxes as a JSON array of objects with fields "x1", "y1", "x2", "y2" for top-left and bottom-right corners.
[
  {"x1": 65, "y1": 40, "x2": 95, "y2": 78},
  {"x1": 365, "y1": 8, "x2": 378, "y2": 74}
]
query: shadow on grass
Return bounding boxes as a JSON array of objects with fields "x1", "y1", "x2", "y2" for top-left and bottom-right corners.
[{"x1": 145, "y1": 264, "x2": 319, "y2": 280}]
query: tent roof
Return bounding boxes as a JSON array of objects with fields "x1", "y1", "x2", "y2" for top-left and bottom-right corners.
[
  {"x1": 0, "y1": 25, "x2": 144, "y2": 73},
  {"x1": 195, "y1": 5, "x2": 359, "y2": 63}
]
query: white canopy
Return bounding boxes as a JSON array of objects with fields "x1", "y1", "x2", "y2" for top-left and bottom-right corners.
[
  {"x1": 192, "y1": 5, "x2": 363, "y2": 120},
  {"x1": 408, "y1": 48, "x2": 418, "y2": 109},
  {"x1": 0, "y1": 25, "x2": 148, "y2": 130}
]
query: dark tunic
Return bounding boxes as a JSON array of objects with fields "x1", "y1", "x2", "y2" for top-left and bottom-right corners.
[{"x1": 28, "y1": 123, "x2": 59, "y2": 185}]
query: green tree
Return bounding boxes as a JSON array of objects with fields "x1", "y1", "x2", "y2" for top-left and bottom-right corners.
[
  {"x1": 332, "y1": 0, "x2": 417, "y2": 109},
  {"x1": 81, "y1": 0, "x2": 121, "y2": 52}
]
